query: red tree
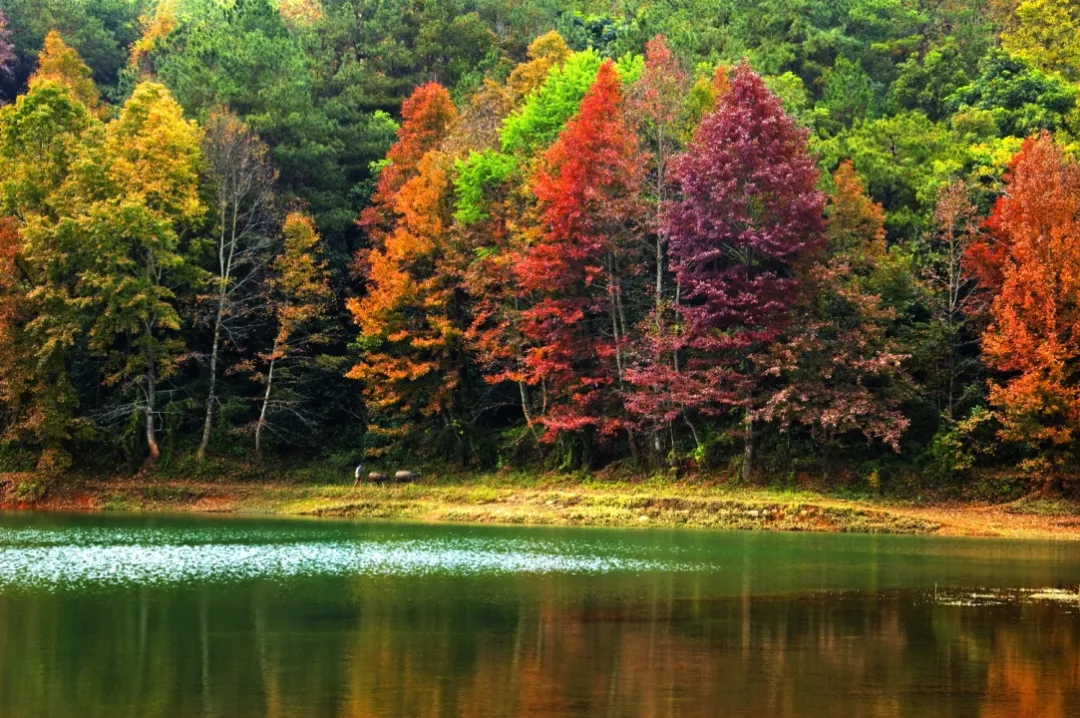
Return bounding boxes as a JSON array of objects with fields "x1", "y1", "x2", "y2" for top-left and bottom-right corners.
[
  {"x1": 633, "y1": 62, "x2": 825, "y2": 478},
  {"x1": 755, "y1": 164, "x2": 911, "y2": 464},
  {"x1": 515, "y1": 61, "x2": 647, "y2": 455}
]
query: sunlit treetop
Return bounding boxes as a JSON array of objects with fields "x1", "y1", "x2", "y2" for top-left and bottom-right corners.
[
  {"x1": 505, "y1": 31, "x2": 572, "y2": 104},
  {"x1": 1002, "y1": 0, "x2": 1080, "y2": 82},
  {"x1": 29, "y1": 31, "x2": 103, "y2": 115},
  {"x1": 369, "y1": 82, "x2": 457, "y2": 213},
  {"x1": 500, "y1": 49, "x2": 641, "y2": 155},
  {"x1": 101, "y1": 81, "x2": 204, "y2": 222}
]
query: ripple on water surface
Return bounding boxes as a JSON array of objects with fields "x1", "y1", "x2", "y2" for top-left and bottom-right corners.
[{"x1": 0, "y1": 523, "x2": 711, "y2": 590}]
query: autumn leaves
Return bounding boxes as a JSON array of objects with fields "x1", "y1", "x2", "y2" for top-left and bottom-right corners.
[
  {"x1": 0, "y1": 35, "x2": 334, "y2": 470},
  {"x1": 348, "y1": 39, "x2": 915, "y2": 470}
]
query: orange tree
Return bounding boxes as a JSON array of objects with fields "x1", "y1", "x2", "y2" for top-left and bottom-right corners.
[{"x1": 978, "y1": 133, "x2": 1080, "y2": 486}]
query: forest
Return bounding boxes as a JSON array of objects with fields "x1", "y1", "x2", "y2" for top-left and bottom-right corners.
[{"x1": 1, "y1": 0, "x2": 1079, "y2": 495}]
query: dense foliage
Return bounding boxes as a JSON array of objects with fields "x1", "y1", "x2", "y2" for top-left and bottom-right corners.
[{"x1": 3, "y1": 0, "x2": 1080, "y2": 493}]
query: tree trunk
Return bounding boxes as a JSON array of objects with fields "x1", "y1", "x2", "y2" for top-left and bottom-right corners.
[
  {"x1": 444, "y1": 410, "x2": 467, "y2": 466},
  {"x1": 144, "y1": 352, "x2": 160, "y2": 469},
  {"x1": 741, "y1": 417, "x2": 755, "y2": 482},
  {"x1": 607, "y1": 259, "x2": 625, "y2": 387},
  {"x1": 255, "y1": 345, "x2": 277, "y2": 461},
  {"x1": 627, "y1": 428, "x2": 641, "y2": 467},
  {"x1": 655, "y1": 233, "x2": 664, "y2": 316},
  {"x1": 196, "y1": 304, "x2": 224, "y2": 462}
]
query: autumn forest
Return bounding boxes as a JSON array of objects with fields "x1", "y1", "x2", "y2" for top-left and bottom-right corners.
[{"x1": 2, "y1": 0, "x2": 1080, "y2": 494}]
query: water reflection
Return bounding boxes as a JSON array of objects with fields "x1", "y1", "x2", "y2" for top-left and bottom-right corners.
[{"x1": 1, "y1": 514, "x2": 1078, "y2": 718}]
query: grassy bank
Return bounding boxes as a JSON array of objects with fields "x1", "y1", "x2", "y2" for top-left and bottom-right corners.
[{"x1": 5, "y1": 467, "x2": 1080, "y2": 539}]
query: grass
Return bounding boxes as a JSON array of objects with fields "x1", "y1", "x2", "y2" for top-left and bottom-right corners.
[
  {"x1": 2, "y1": 468, "x2": 937, "y2": 534},
  {"x1": 5, "y1": 464, "x2": 1080, "y2": 539}
]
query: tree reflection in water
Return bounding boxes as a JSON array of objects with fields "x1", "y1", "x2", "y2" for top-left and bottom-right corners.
[{"x1": 2, "y1": 583, "x2": 1078, "y2": 718}]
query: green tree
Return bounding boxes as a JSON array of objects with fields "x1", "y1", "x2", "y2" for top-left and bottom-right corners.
[
  {"x1": 825, "y1": 111, "x2": 960, "y2": 240},
  {"x1": 947, "y1": 50, "x2": 1077, "y2": 138},
  {"x1": 820, "y1": 56, "x2": 876, "y2": 132},
  {"x1": 887, "y1": 39, "x2": 973, "y2": 121}
]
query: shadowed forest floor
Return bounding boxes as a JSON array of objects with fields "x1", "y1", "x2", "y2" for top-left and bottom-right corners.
[{"x1": 5, "y1": 471, "x2": 1080, "y2": 540}]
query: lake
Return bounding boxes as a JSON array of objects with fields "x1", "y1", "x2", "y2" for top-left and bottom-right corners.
[{"x1": 1, "y1": 513, "x2": 1078, "y2": 717}]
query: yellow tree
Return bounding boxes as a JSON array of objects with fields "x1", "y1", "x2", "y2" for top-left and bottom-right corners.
[
  {"x1": 825, "y1": 160, "x2": 886, "y2": 271},
  {"x1": 1002, "y1": 0, "x2": 1080, "y2": 81},
  {"x1": 0, "y1": 78, "x2": 97, "y2": 471},
  {"x1": 250, "y1": 212, "x2": 333, "y2": 459},
  {"x1": 68, "y1": 82, "x2": 204, "y2": 467},
  {"x1": 128, "y1": 0, "x2": 177, "y2": 77},
  {"x1": 505, "y1": 31, "x2": 572, "y2": 104},
  {"x1": 29, "y1": 31, "x2": 104, "y2": 116}
]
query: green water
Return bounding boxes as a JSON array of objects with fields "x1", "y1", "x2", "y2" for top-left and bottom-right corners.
[{"x1": 1, "y1": 513, "x2": 1079, "y2": 718}]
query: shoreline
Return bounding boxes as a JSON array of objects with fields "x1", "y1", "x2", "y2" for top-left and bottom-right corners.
[{"x1": 4, "y1": 474, "x2": 1079, "y2": 540}]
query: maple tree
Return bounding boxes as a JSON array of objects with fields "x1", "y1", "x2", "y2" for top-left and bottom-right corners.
[
  {"x1": 515, "y1": 60, "x2": 647, "y2": 455},
  {"x1": 655, "y1": 62, "x2": 825, "y2": 479},
  {"x1": 979, "y1": 133, "x2": 1080, "y2": 485}
]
